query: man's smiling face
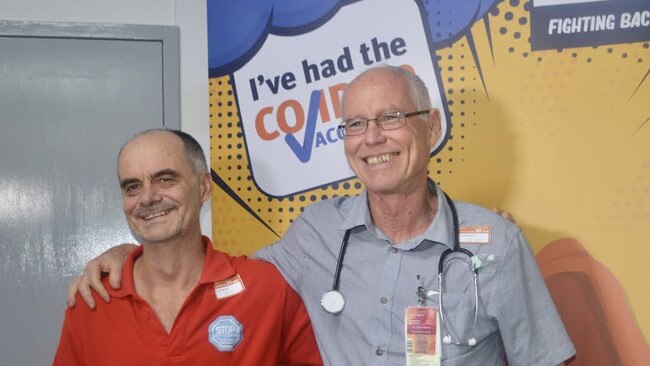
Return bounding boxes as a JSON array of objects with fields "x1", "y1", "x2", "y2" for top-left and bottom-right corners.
[
  {"x1": 117, "y1": 131, "x2": 209, "y2": 244},
  {"x1": 342, "y1": 68, "x2": 439, "y2": 195}
]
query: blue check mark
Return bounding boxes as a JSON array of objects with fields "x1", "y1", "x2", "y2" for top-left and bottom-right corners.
[{"x1": 284, "y1": 90, "x2": 320, "y2": 163}]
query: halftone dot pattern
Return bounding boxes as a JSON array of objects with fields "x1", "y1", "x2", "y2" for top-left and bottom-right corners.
[
  {"x1": 425, "y1": 0, "x2": 467, "y2": 43},
  {"x1": 208, "y1": 1, "x2": 515, "y2": 251},
  {"x1": 209, "y1": 76, "x2": 363, "y2": 253},
  {"x1": 208, "y1": 3, "x2": 650, "y2": 340},
  {"x1": 459, "y1": 0, "x2": 650, "y2": 340},
  {"x1": 595, "y1": 161, "x2": 650, "y2": 234},
  {"x1": 482, "y1": 0, "x2": 649, "y2": 143},
  {"x1": 435, "y1": 37, "x2": 485, "y2": 185},
  {"x1": 209, "y1": 2, "x2": 650, "y2": 302}
]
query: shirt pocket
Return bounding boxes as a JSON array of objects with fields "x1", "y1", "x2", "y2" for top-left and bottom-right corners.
[{"x1": 437, "y1": 292, "x2": 483, "y2": 360}]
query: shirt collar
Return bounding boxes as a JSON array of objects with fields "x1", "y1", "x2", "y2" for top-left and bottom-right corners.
[
  {"x1": 110, "y1": 235, "x2": 236, "y2": 298},
  {"x1": 339, "y1": 179, "x2": 456, "y2": 250},
  {"x1": 340, "y1": 189, "x2": 371, "y2": 231},
  {"x1": 425, "y1": 180, "x2": 455, "y2": 250}
]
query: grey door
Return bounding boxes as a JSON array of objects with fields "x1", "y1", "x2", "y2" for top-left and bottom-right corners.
[{"x1": 0, "y1": 21, "x2": 179, "y2": 365}]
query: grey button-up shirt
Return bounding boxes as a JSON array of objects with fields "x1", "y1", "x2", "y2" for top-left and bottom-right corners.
[{"x1": 255, "y1": 182, "x2": 575, "y2": 366}]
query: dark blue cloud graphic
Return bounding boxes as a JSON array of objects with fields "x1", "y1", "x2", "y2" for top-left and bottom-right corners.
[
  {"x1": 207, "y1": 0, "x2": 345, "y2": 76},
  {"x1": 424, "y1": 0, "x2": 488, "y2": 46},
  {"x1": 207, "y1": 0, "x2": 499, "y2": 77}
]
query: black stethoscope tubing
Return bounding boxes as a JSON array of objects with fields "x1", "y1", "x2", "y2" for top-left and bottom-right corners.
[
  {"x1": 321, "y1": 191, "x2": 480, "y2": 347},
  {"x1": 331, "y1": 229, "x2": 351, "y2": 292},
  {"x1": 438, "y1": 192, "x2": 479, "y2": 346},
  {"x1": 326, "y1": 192, "x2": 472, "y2": 293},
  {"x1": 438, "y1": 192, "x2": 476, "y2": 272}
]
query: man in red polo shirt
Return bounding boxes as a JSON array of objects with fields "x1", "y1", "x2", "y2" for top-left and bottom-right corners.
[{"x1": 52, "y1": 129, "x2": 322, "y2": 366}]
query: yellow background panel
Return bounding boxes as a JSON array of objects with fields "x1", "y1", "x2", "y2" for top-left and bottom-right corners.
[{"x1": 210, "y1": 1, "x2": 649, "y2": 340}]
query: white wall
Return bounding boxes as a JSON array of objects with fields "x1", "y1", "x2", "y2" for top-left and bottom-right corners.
[{"x1": 0, "y1": 0, "x2": 212, "y2": 234}]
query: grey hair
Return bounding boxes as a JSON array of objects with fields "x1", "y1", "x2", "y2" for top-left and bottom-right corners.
[
  {"x1": 340, "y1": 65, "x2": 432, "y2": 117},
  {"x1": 118, "y1": 128, "x2": 208, "y2": 175}
]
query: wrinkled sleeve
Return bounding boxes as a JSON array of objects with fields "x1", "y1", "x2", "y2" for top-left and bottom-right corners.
[
  {"x1": 278, "y1": 282, "x2": 323, "y2": 366},
  {"x1": 493, "y1": 230, "x2": 575, "y2": 366},
  {"x1": 52, "y1": 307, "x2": 84, "y2": 366},
  {"x1": 253, "y1": 214, "x2": 313, "y2": 292}
]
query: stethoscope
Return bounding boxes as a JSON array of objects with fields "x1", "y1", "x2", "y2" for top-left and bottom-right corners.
[{"x1": 320, "y1": 192, "x2": 480, "y2": 347}]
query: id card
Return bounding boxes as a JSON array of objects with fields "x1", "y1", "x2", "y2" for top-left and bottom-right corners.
[{"x1": 405, "y1": 306, "x2": 440, "y2": 366}]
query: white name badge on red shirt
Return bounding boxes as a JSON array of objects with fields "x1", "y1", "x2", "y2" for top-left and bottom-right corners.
[{"x1": 214, "y1": 274, "x2": 245, "y2": 300}]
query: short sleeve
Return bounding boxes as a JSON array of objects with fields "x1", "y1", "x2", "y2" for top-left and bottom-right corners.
[
  {"x1": 253, "y1": 214, "x2": 313, "y2": 291},
  {"x1": 52, "y1": 308, "x2": 84, "y2": 366},
  {"x1": 493, "y1": 231, "x2": 575, "y2": 366}
]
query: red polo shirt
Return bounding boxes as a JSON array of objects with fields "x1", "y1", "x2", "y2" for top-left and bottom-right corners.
[{"x1": 53, "y1": 236, "x2": 322, "y2": 366}]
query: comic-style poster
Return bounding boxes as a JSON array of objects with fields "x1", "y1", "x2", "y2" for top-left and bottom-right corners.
[{"x1": 206, "y1": 1, "x2": 649, "y2": 361}]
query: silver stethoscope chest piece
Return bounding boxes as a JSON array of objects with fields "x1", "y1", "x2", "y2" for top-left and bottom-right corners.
[
  {"x1": 438, "y1": 191, "x2": 480, "y2": 347},
  {"x1": 321, "y1": 191, "x2": 480, "y2": 350},
  {"x1": 321, "y1": 290, "x2": 346, "y2": 314},
  {"x1": 320, "y1": 229, "x2": 352, "y2": 314}
]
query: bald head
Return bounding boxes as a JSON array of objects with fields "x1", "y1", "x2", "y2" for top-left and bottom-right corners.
[
  {"x1": 341, "y1": 65, "x2": 432, "y2": 117},
  {"x1": 118, "y1": 129, "x2": 208, "y2": 177}
]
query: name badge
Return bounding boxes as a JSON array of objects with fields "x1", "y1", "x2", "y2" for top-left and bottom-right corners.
[
  {"x1": 405, "y1": 306, "x2": 440, "y2": 366},
  {"x1": 214, "y1": 274, "x2": 245, "y2": 300},
  {"x1": 459, "y1": 225, "x2": 492, "y2": 244}
]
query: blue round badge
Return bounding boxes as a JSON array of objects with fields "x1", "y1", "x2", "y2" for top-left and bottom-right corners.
[{"x1": 208, "y1": 315, "x2": 243, "y2": 352}]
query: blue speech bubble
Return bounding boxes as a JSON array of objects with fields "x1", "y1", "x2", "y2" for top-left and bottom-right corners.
[{"x1": 207, "y1": 0, "x2": 499, "y2": 76}]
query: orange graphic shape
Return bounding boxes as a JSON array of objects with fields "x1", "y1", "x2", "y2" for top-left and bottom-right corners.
[{"x1": 537, "y1": 238, "x2": 650, "y2": 366}]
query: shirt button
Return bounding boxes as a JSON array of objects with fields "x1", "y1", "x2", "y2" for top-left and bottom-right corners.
[
  {"x1": 380, "y1": 296, "x2": 388, "y2": 304},
  {"x1": 391, "y1": 248, "x2": 398, "y2": 254},
  {"x1": 375, "y1": 348, "x2": 385, "y2": 356},
  {"x1": 158, "y1": 337, "x2": 164, "y2": 343}
]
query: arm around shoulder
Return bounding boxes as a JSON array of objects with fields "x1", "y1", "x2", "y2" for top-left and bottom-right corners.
[
  {"x1": 253, "y1": 214, "x2": 315, "y2": 292},
  {"x1": 66, "y1": 243, "x2": 137, "y2": 309}
]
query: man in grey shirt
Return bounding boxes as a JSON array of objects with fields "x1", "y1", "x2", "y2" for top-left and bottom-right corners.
[{"x1": 69, "y1": 65, "x2": 575, "y2": 365}]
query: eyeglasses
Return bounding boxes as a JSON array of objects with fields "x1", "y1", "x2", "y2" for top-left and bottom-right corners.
[{"x1": 337, "y1": 110, "x2": 429, "y2": 136}]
